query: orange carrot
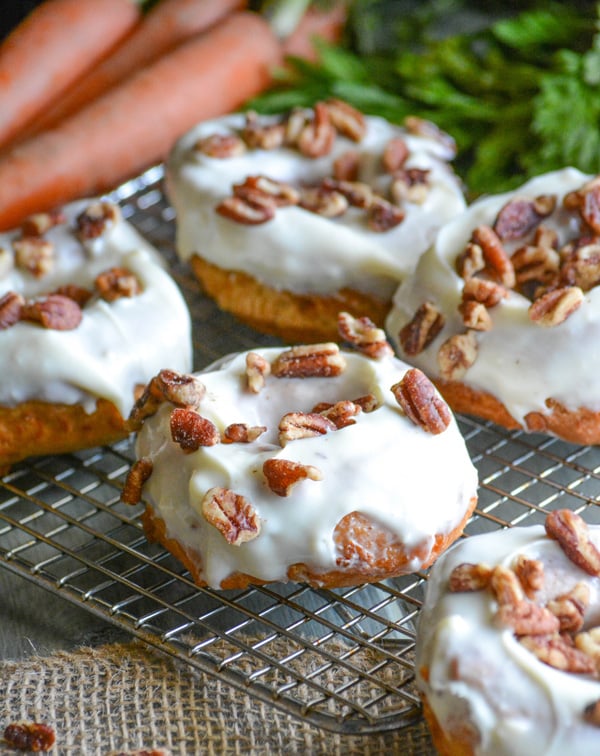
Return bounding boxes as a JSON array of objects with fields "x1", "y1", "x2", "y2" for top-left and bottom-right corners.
[
  {"x1": 0, "y1": 12, "x2": 282, "y2": 231},
  {"x1": 22, "y1": 0, "x2": 249, "y2": 140},
  {"x1": 282, "y1": 1, "x2": 347, "y2": 62},
  {"x1": 0, "y1": 0, "x2": 141, "y2": 149}
]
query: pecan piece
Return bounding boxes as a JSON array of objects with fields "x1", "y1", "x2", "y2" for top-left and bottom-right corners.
[
  {"x1": 566, "y1": 178, "x2": 600, "y2": 234},
  {"x1": 263, "y1": 458, "x2": 323, "y2": 496},
  {"x1": 458, "y1": 300, "x2": 492, "y2": 331},
  {"x1": 437, "y1": 331, "x2": 478, "y2": 381},
  {"x1": 0, "y1": 246, "x2": 13, "y2": 277},
  {"x1": 234, "y1": 175, "x2": 299, "y2": 207},
  {"x1": 95, "y1": 266, "x2": 141, "y2": 301},
  {"x1": 13, "y1": 236, "x2": 54, "y2": 277},
  {"x1": 559, "y1": 239, "x2": 600, "y2": 292},
  {"x1": 546, "y1": 582, "x2": 590, "y2": 633},
  {"x1": 299, "y1": 186, "x2": 348, "y2": 217},
  {"x1": 223, "y1": 423, "x2": 267, "y2": 443},
  {"x1": 462, "y1": 278, "x2": 508, "y2": 307},
  {"x1": 216, "y1": 195, "x2": 275, "y2": 225},
  {"x1": 391, "y1": 168, "x2": 431, "y2": 205},
  {"x1": 391, "y1": 367, "x2": 451, "y2": 434},
  {"x1": 121, "y1": 457, "x2": 153, "y2": 505},
  {"x1": 545, "y1": 509, "x2": 600, "y2": 576},
  {"x1": 76, "y1": 200, "x2": 120, "y2": 240},
  {"x1": 21, "y1": 294, "x2": 82, "y2": 330},
  {"x1": 272, "y1": 343, "x2": 346, "y2": 378},
  {"x1": 278, "y1": 411, "x2": 337, "y2": 446},
  {"x1": 53, "y1": 283, "x2": 94, "y2": 307},
  {"x1": 404, "y1": 115, "x2": 456, "y2": 155},
  {"x1": 321, "y1": 178, "x2": 373, "y2": 208},
  {"x1": 367, "y1": 197, "x2": 405, "y2": 232},
  {"x1": 529, "y1": 286, "x2": 583, "y2": 326},
  {"x1": 0, "y1": 291, "x2": 24, "y2": 329},
  {"x1": 493, "y1": 195, "x2": 557, "y2": 240},
  {"x1": 382, "y1": 137, "x2": 409, "y2": 173},
  {"x1": 3, "y1": 722, "x2": 56, "y2": 752},
  {"x1": 128, "y1": 370, "x2": 205, "y2": 429},
  {"x1": 20, "y1": 208, "x2": 65, "y2": 236},
  {"x1": 242, "y1": 110, "x2": 286, "y2": 150},
  {"x1": 297, "y1": 101, "x2": 336, "y2": 158},
  {"x1": 456, "y1": 242, "x2": 485, "y2": 280},
  {"x1": 246, "y1": 351, "x2": 271, "y2": 393},
  {"x1": 471, "y1": 225, "x2": 516, "y2": 288},
  {"x1": 195, "y1": 133, "x2": 246, "y2": 158},
  {"x1": 448, "y1": 562, "x2": 493, "y2": 592},
  {"x1": 352, "y1": 393, "x2": 380, "y2": 412},
  {"x1": 324, "y1": 98, "x2": 366, "y2": 141},
  {"x1": 201, "y1": 487, "x2": 260, "y2": 545},
  {"x1": 574, "y1": 627, "x2": 600, "y2": 668},
  {"x1": 317, "y1": 400, "x2": 362, "y2": 428},
  {"x1": 170, "y1": 408, "x2": 220, "y2": 452},
  {"x1": 333, "y1": 149, "x2": 360, "y2": 181},
  {"x1": 398, "y1": 302, "x2": 445, "y2": 357},
  {"x1": 512, "y1": 243, "x2": 560, "y2": 293},
  {"x1": 337, "y1": 311, "x2": 393, "y2": 359},
  {"x1": 490, "y1": 565, "x2": 524, "y2": 605},
  {"x1": 513, "y1": 554, "x2": 544, "y2": 598},
  {"x1": 520, "y1": 633, "x2": 596, "y2": 672},
  {"x1": 495, "y1": 602, "x2": 560, "y2": 636}
]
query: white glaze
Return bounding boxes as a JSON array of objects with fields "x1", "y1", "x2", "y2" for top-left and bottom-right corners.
[
  {"x1": 386, "y1": 168, "x2": 600, "y2": 422},
  {"x1": 135, "y1": 347, "x2": 478, "y2": 588},
  {"x1": 166, "y1": 111, "x2": 466, "y2": 299},
  {"x1": 416, "y1": 522, "x2": 600, "y2": 756},
  {"x1": 0, "y1": 199, "x2": 192, "y2": 415}
]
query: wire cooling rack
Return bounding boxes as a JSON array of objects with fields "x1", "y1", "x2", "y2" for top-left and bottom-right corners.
[{"x1": 2, "y1": 168, "x2": 600, "y2": 737}]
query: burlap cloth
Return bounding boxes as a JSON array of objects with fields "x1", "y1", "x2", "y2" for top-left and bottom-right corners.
[{"x1": 0, "y1": 642, "x2": 434, "y2": 755}]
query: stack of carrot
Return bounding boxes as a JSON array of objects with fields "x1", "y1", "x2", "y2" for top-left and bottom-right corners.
[{"x1": 0, "y1": 0, "x2": 347, "y2": 231}]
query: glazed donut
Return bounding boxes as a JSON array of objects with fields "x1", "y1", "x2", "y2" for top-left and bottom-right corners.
[
  {"x1": 0, "y1": 199, "x2": 191, "y2": 470},
  {"x1": 416, "y1": 508, "x2": 600, "y2": 756},
  {"x1": 386, "y1": 168, "x2": 600, "y2": 444},
  {"x1": 122, "y1": 314, "x2": 477, "y2": 589},
  {"x1": 166, "y1": 100, "x2": 466, "y2": 343}
]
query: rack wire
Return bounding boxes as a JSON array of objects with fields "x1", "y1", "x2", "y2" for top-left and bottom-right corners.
[{"x1": 2, "y1": 168, "x2": 600, "y2": 736}]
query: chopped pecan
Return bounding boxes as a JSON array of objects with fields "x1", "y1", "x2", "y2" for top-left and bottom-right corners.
[
  {"x1": 299, "y1": 186, "x2": 348, "y2": 217},
  {"x1": 76, "y1": 200, "x2": 120, "y2": 240},
  {"x1": 404, "y1": 115, "x2": 457, "y2": 155},
  {"x1": 234, "y1": 175, "x2": 299, "y2": 207},
  {"x1": 3, "y1": 722, "x2": 56, "y2": 752},
  {"x1": 0, "y1": 246, "x2": 13, "y2": 277},
  {"x1": 324, "y1": 98, "x2": 366, "y2": 141},
  {"x1": 398, "y1": 302, "x2": 445, "y2": 357},
  {"x1": 458, "y1": 300, "x2": 492, "y2": 331},
  {"x1": 546, "y1": 582, "x2": 590, "y2": 633},
  {"x1": 333, "y1": 149, "x2": 360, "y2": 181},
  {"x1": 317, "y1": 400, "x2": 362, "y2": 428},
  {"x1": 560, "y1": 239, "x2": 600, "y2": 291},
  {"x1": 456, "y1": 242, "x2": 485, "y2": 280},
  {"x1": 246, "y1": 351, "x2": 271, "y2": 393},
  {"x1": 284, "y1": 107, "x2": 309, "y2": 145},
  {"x1": 367, "y1": 197, "x2": 405, "y2": 232},
  {"x1": 391, "y1": 168, "x2": 431, "y2": 205},
  {"x1": 493, "y1": 195, "x2": 557, "y2": 240},
  {"x1": 520, "y1": 633, "x2": 596, "y2": 672},
  {"x1": 462, "y1": 277, "x2": 508, "y2": 307},
  {"x1": 195, "y1": 132, "x2": 247, "y2": 158},
  {"x1": 20, "y1": 208, "x2": 65, "y2": 236},
  {"x1": 272, "y1": 343, "x2": 346, "y2": 378},
  {"x1": 391, "y1": 367, "x2": 451, "y2": 434},
  {"x1": 13, "y1": 236, "x2": 54, "y2": 277},
  {"x1": 297, "y1": 102, "x2": 336, "y2": 158},
  {"x1": 448, "y1": 562, "x2": 493, "y2": 592},
  {"x1": 278, "y1": 411, "x2": 337, "y2": 446},
  {"x1": 574, "y1": 627, "x2": 600, "y2": 668},
  {"x1": 471, "y1": 225, "x2": 516, "y2": 288},
  {"x1": 490, "y1": 565, "x2": 524, "y2": 605},
  {"x1": 216, "y1": 195, "x2": 275, "y2": 225},
  {"x1": 382, "y1": 137, "x2": 409, "y2": 173},
  {"x1": 263, "y1": 458, "x2": 323, "y2": 496},
  {"x1": 170, "y1": 408, "x2": 219, "y2": 452},
  {"x1": 128, "y1": 369, "x2": 205, "y2": 429},
  {"x1": 223, "y1": 423, "x2": 267, "y2": 443},
  {"x1": 565, "y1": 178, "x2": 600, "y2": 234},
  {"x1": 201, "y1": 487, "x2": 260, "y2": 545},
  {"x1": 545, "y1": 509, "x2": 600, "y2": 576},
  {"x1": 495, "y1": 602, "x2": 560, "y2": 636},
  {"x1": 337, "y1": 311, "x2": 393, "y2": 359},
  {"x1": 95, "y1": 266, "x2": 141, "y2": 301},
  {"x1": 21, "y1": 294, "x2": 82, "y2": 330},
  {"x1": 352, "y1": 393, "x2": 380, "y2": 412},
  {"x1": 121, "y1": 457, "x2": 153, "y2": 505},
  {"x1": 53, "y1": 283, "x2": 93, "y2": 307},
  {"x1": 321, "y1": 178, "x2": 373, "y2": 208},
  {"x1": 242, "y1": 110, "x2": 286, "y2": 150},
  {"x1": 513, "y1": 554, "x2": 544, "y2": 598},
  {"x1": 512, "y1": 243, "x2": 560, "y2": 292},
  {"x1": 0, "y1": 291, "x2": 24, "y2": 329},
  {"x1": 437, "y1": 330, "x2": 478, "y2": 381},
  {"x1": 528, "y1": 285, "x2": 583, "y2": 326},
  {"x1": 583, "y1": 699, "x2": 600, "y2": 727}
]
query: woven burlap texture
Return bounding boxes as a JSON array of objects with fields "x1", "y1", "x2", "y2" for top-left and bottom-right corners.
[{"x1": 0, "y1": 642, "x2": 434, "y2": 755}]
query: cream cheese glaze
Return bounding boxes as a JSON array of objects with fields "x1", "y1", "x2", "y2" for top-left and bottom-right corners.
[
  {"x1": 166, "y1": 110, "x2": 466, "y2": 299},
  {"x1": 386, "y1": 167, "x2": 600, "y2": 423},
  {"x1": 0, "y1": 199, "x2": 192, "y2": 415},
  {"x1": 416, "y1": 520, "x2": 600, "y2": 756},
  {"x1": 134, "y1": 346, "x2": 478, "y2": 588}
]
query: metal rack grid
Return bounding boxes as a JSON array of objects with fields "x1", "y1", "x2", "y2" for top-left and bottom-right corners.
[{"x1": 2, "y1": 168, "x2": 600, "y2": 736}]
